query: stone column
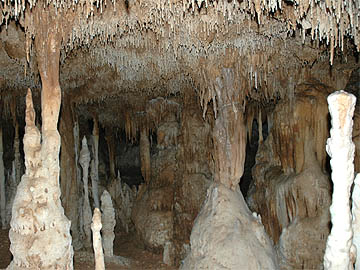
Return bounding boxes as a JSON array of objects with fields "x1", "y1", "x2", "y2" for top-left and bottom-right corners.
[
  {"x1": 7, "y1": 9, "x2": 73, "y2": 267},
  {"x1": 91, "y1": 208, "x2": 105, "y2": 270},
  {"x1": 324, "y1": 90, "x2": 357, "y2": 270},
  {"x1": 140, "y1": 128, "x2": 151, "y2": 183},
  {"x1": 212, "y1": 68, "x2": 246, "y2": 190},
  {"x1": 79, "y1": 136, "x2": 92, "y2": 249}
]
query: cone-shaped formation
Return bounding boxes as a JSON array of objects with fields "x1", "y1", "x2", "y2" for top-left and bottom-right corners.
[
  {"x1": 324, "y1": 90, "x2": 357, "y2": 269},
  {"x1": 7, "y1": 89, "x2": 73, "y2": 269}
]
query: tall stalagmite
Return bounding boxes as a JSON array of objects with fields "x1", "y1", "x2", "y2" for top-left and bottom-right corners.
[{"x1": 324, "y1": 90, "x2": 357, "y2": 269}]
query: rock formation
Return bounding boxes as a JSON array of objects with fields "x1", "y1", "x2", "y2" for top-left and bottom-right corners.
[
  {"x1": 324, "y1": 90, "x2": 357, "y2": 269},
  {"x1": 6, "y1": 7, "x2": 74, "y2": 266},
  {"x1": 248, "y1": 82, "x2": 332, "y2": 269},
  {"x1": 132, "y1": 98, "x2": 179, "y2": 253},
  {"x1": 0, "y1": 0, "x2": 360, "y2": 269},
  {"x1": 108, "y1": 172, "x2": 135, "y2": 233},
  {"x1": 182, "y1": 68, "x2": 277, "y2": 269},
  {"x1": 91, "y1": 208, "x2": 105, "y2": 270},
  {"x1": 7, "y1": 88, "x2": 74, "y2": 269},
  {"x1": 79, "y1": 136, "x2": 92, "y2": 250},
  {"x1": 100, "y1": 190, "x2": 116, "y2": 258}
]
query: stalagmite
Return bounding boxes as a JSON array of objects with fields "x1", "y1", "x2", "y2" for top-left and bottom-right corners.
[
  {"x1": 0, "y1": 126, "x2": 5, "y2": 229},
  {"x1": 7, "y1": 89, "x2": 74, "y2": 269},
  {"x1": 101, "y1": 190, "x2": 116, "y2": 257},
  {"x1": 352, "y1": 173, "x2": 360, "y2": 270},
  {"x1": 92, "y1": 117, "x2": 100, "y2": 208},
  {"x1": 80, "y1": 136, "x2": 92, "y2": 249},
  {"x1": 324, "y1": 90, "x2": 357, "y2": 270},
  {"x1": 91, "y1": 208, "x2": 105, "y2": 270},
  {"x1": 140, "y1": 128, "x2": 151, "y2": 183}
]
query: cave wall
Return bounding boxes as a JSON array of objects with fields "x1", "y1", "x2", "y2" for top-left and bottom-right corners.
[{"x1": 247, "y1": 82, "x2": 333, "y2": 269}]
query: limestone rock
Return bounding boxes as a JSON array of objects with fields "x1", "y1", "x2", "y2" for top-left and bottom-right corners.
[
  {"x1": 247, "y1": 82, "x2": 332, "y2": 269},
  {"x1": 324, "y1": 91, "x2": 357, "y2": 269},
  {"x1": 7, "y1": 88, "x2": 73, "y2": 269},
  {"x1": 181, "y1": 183, "x2": 278, "y2": 270}
]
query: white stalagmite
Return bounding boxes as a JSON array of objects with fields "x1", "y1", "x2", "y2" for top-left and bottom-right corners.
[
  {"x1": 352, "y1": 173, "x2": 360, "y2": 270},
  {"x1": 324, "y1": 90, "x2": 357, "y2": 270},
  {"x1": 0, "y1": 127, "x2": 6, "y2": 229},
  {"x1": 91, "y1": 208, "x2": 105, "y2": 270},
  {"x1": 80, "y1": 136, "x2": 92, "y2": 249},
  {"x1": 7, "y1": 88, "x2": 74, "y2": 269},
  {"x1": 92, "y1": 118, "x2": 100, "y2": 209},
  {"x1": 101, "y1": 190, "x2": 116, "y2": 257}
]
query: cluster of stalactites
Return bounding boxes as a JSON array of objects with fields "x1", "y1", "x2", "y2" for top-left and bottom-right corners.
[{"x1": 1, "y1": 1, "x2": 359, "y2": 62}]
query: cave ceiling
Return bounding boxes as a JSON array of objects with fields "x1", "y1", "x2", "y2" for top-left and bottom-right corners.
[{"x1": 0, "y1": 0, "x2": 359, "y2": 130}]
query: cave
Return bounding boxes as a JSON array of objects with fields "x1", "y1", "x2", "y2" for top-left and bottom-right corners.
[{"x1": 0, "y1": 0, "x2": 360, "y2": 269}]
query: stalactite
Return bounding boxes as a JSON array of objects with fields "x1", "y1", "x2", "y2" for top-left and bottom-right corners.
[
  {"x1": 79, "y1": 136, "x2": 92, "y2": 250},
  {"x1": 140, "y1": 128, "x2": 151, "y2": 183},
  {"x1": 92, "y1": 117, "x2": 100, "y2": 209},
  {"x1": 0, "y1": 126, "x2": 6, "y2": 229},
  {"x1": 324, "y1": 90, "x2": 357, "y2": 270},
  {"x1": 91, "y1": 208, "x2": 105, "y2": 270}
]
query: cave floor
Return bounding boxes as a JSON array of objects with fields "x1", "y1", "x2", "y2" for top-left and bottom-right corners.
[{"x1": 0, "y1": 229, "x2": 176, "y2": 270}]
